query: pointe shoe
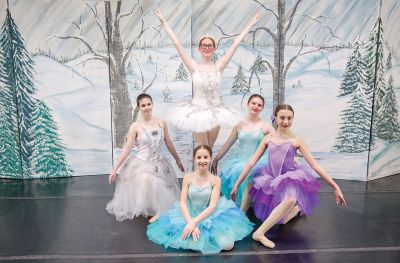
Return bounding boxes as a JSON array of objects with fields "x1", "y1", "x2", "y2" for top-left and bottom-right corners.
[
  {"x1": 148, "y1": 214, "x2": 160, "y2": 223},
  {"x1": 252, "y1": 233, "x2": 275, "y2": 248},
  {"x1": 282, "y1": 205, "x2": 300, "y2": 224}
]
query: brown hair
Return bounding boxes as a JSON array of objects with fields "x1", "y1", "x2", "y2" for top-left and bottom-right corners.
[
  {"x1": 247, "y1": 94, "x2": 265, "y2": 107},
  {"x1": 198, "y1": 36, "x2": 216, "y2": 48},
  {"x1": 193, "y1": 144, "x2": 212, "y2": 158},
  {"x1": 136, "y1": 93, "x2": 153, "y2": 107},
  {"x1": 274, "y1": 104, "x2": 294, "y2": 117}
]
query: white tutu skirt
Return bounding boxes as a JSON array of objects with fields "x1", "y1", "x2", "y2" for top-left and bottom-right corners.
[
  {"x1": 106, "y1": 156, "x2": 180, "y2": 221},
  {"x1": 164, "y1": 100, "x2": 243, "y2": 132}
]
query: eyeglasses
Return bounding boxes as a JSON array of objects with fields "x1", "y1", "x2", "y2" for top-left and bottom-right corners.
[{"x1": 200, "y1": 44, "x2": 214, "y2": 49}]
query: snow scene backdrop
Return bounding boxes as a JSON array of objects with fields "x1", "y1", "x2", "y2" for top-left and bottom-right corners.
[{"x1": 0, "y1": 0, "x2": 399, "y2": 181}]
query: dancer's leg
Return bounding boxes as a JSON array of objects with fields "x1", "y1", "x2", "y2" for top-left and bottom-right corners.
[
  {"x1": 148, "y1": 213, "x2": 160, "y2": 223},
  {"x1": 282, "y1": 205, "x2": 300, "y2": 224},
  {"x1": 240, "y1": 184, "x2": 251, "y2": 213},
  {"x1": 207, "y1": 125, "x2": 220, "y2": 149},
  {"x1": 252, "y1": 197, "x2": 296, "y2": 248},
  {"x1": 194, "y1": 132, "x2": 209, "y2": 146}
]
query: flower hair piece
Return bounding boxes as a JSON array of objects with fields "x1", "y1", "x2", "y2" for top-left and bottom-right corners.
[{"x1": 270, "y1": 115, "x2": 276, "y2": 123}]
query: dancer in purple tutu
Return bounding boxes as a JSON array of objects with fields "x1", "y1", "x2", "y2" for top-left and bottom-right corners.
[{"x1": 231, "y1": 104, "x2": 346, "y2": 248}]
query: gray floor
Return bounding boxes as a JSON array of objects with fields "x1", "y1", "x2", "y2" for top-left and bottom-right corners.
[{"x1": 0, "y1": 175, "x2": 399, "y2": 263}]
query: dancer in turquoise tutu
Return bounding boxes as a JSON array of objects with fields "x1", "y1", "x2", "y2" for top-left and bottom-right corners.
[
  {"x1": 211, "y1": 94, "x2": 274, "y2": 211},
  {"x1": 232, "y1": 104, "x2": 346, "y2": 249},
  {"x1": 147, "y1": 145, "x2": 253, "y2": 254}
]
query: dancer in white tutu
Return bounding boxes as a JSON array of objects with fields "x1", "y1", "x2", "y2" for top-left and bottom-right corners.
[
  {"x1": 155, "y1": 7, "x2": 261, "y2": 149},
  {"x1": 106, "y1": 93, "x2": 184, "y2": 223}
]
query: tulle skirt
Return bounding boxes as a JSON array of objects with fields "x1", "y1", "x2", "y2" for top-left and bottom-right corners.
[
  {"x1": 146, "y1": 197, "x2": 254, "y2": 254},
  {"x1": 220, "y1": 156, "x2": 267, "y2": 206},
  {"x1": 106, "y1": 156, "x2": 180, "y2": 221},
  {"x1": 164, "y1": 100, "x2": 242, "y2": 132},
  {"x1": 249, "y1": 164, "x2": 321, "y2": 221}
]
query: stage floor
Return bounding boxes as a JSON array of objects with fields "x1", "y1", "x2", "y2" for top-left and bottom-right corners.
[{"x1": 0, "y1": 175, "x2": 399, "y2": 263}]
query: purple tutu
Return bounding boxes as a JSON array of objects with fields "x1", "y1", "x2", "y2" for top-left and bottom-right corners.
[{"x1": 249, "y1": 141, "x2": 321, "y2": 221}]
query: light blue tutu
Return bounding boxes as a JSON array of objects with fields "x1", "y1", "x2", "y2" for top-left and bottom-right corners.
[
  {"x1": 220, "y1": 128, "x2": 268, "y2": 205},
  {"x1": 147, "y1": 180, "x2": 254, "y2": 254}
]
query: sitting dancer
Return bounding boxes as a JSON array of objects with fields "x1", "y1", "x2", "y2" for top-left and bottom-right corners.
[
  {"x1": 147, "y1": 145, "x2": 253, "y2": 254},
  {"x1": 211, "y1": 94, "x2": 274, "y2": 211},
  {"x1": 107, "y1": 93, "x2": 184, "y2": 223},
  {"x1": 155, "y1": 7, "x2": 261, "y2": 149},
  {"x1": 232, "y1": 104, "x2": 346, "y2": 248}
]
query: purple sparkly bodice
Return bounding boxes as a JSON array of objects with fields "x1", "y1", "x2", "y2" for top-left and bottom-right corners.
[{"x1": 266, "y1": 141, "x2": 297, "y2": 178}]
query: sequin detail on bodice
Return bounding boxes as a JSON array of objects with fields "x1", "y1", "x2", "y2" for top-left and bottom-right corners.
[
  {"x1": 237, "y1": 128, "x2": 264, "y2": 162},
  {"x1": 188, "y1": 181, "x2": 212, "y2": 217},
  {"x1": 267, "y1": 141, "x2": 296, "y2": 177},
  {"x1": 135, "y1": 124, "x2": 164, "y2": 161},
  {"x1": 191, "y1": 69, "x2": 222, "y2": 106}
]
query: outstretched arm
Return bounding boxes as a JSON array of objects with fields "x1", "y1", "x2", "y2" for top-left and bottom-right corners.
[
  {"x1": 231, "y1": 134, "x2": 269, "y2": 201},
  {"x1": 109, "y1": 123, "x2": 137, "y2": 184},
  {"x1": 163, "y1": 121, "x2": 184, "y2": 172},
  {"x1": 297, "y1": 137, "x2": 346, "y2": 207},
  {"x1": 155, "y1": 7, "x2": 197, "y2": 73},
  {"x1": 211, "y1": 125, "x2": 239, "y2": 174},
  {"x1": 216, "y1": 11, "x2": 261, "y2": 72},
  {"x1": 180, "y1": 174, "x2": 200, "y2": 241}
]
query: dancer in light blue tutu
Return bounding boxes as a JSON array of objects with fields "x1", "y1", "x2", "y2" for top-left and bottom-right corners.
[
  {"x1": 147, "y1": 145, "x2": 253, "y2": 254},
  {"x1": 232, "y1": 104, "x2": 346, "y2": 249},
  {"x1": 211, "y1": 94, "x2": 274, "y2": 211}
]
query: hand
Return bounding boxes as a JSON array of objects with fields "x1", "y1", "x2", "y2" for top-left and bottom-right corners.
[
  {"x1": 108, "y1": 169, "x2": 117, "y2": 184},
  {"x1": 335, "y1": 187, "x2": 346, "y2": 207},
  {"x1": 211, "y1": 160, "x2": 218, "y2": 175},
  {"x1": 191, "y1": 227, "x2": 200, "y2": 242},
  {"x1": 250, "y1": 10, "x2": 261, "y2": 27},
  {"x1": 176, "y1": 159, "x2": 185, "y2": 172},
  {"x1": 154, "y1": 7, "x2": 165, "y2": 24},
  {"x1": 230, "y1": 186, "x2": 238, "y2": 202},
  {"x1": 181, "y1": 220, "x2": 196, "y2": 240}
]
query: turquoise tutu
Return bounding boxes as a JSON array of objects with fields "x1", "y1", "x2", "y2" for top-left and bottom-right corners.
[
  {"x1": 220, "y1": 155, "x2": 267, "y2": 206},
  {"x1": 220, "y1": 127, "x2": 267, "y2": 206},
  {"x1": 147, "y1": 196, "x2": 254, "y2": 254}
]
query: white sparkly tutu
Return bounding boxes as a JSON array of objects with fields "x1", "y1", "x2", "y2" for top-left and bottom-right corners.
[
  {"x1": 106, "y1": 124, "x2": 180, "y2": 221},
  {"x1": 106, "y1": 156, "x2": 180, "y2": 221},
  {"x1": 165, "y1": 68, "x2": 242, "y2": 132}
]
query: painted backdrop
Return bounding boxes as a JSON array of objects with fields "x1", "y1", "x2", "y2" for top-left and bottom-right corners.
[{"x1": 0, "y1": 0, "x2": 399, "y2": 181}]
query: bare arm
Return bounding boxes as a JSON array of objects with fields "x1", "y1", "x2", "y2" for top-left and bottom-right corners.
[
  {"x1": 216, "y1": 11, "x2": 261, "y2": 72},
  {"x1": 163, "y1": 120, "x2": 184, "y2": 172},
  {"x1": 211, "y1": 125, "x2": 239, "y2": 174},
  {"x1": 262, "y1": 122, "x2": 276, "y2": 135},
  {"x1": 231, "y1": 134, "x2": 269, "y2": 201},
  {"x1": 108, "y1": 123, "x2": 137, "y2": 184},
  {"x1": 297, "y1": 137, "x2": 346, "y2": 206},
  {"x1": 155, "y1": 7, "x2": 197, "y2": 73},
  {"x1": 179, "y1": 174, "x2": 193, "y2": 223}
]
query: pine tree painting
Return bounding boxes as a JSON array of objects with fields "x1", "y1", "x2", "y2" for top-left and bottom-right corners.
[
  {"x1": 0, "y1": 7, "x2": 73, "y2": 178},
  {"x1": 338, "y1": 37, "x2": 366, "y2": 97},
  {"x1": 0, "y1": 8, "x2": 35, "y2": 175},
  {"x1": 231, "y1": 64, "x2": 248, "y2": 94},
  {"x1": 333, "y1": 84, "x2": 372, "y2": 153},
  {"x1": 373, "y1": 52, "x2": 400, "y2": 142},
  {"x1": 175, "y1": 62, "x2": 189, "y2": 81},
  {"x1": 250, "y1": 54, "x2": 268, "y2": 74},
  {"x1": 30, "y1": 101, "x2": 73, "y2": 178}
]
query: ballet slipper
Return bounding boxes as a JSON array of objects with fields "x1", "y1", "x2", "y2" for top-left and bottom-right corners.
[
  {"x1": 149, "y1": 213, "x2": 160, "y2": 223},
  {"x1": 252, "y1": 232, "x2": 275, "y2": 248}
]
